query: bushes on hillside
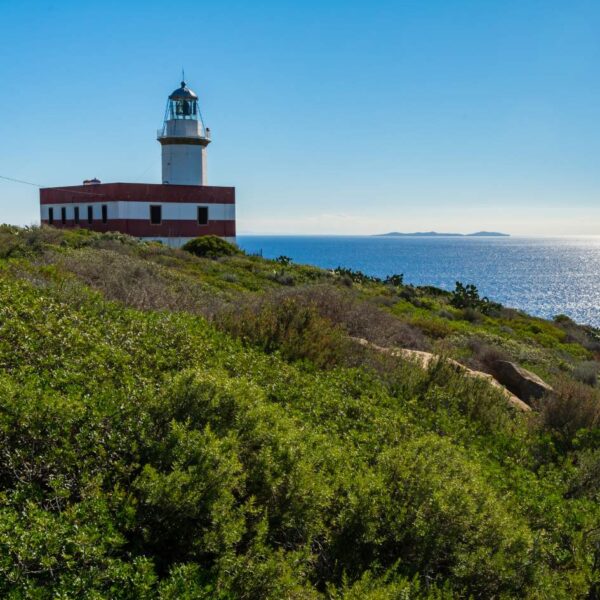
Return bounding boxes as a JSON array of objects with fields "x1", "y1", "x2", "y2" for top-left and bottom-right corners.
[
  {"x1": 540, "y1": 377, "x2": 600, "y2": 447},
  {"x1": 384, "y1": 273, "x2": 404, "y2": 287},
  {"x1": 332, "y1": 267, "x2": 404, "y2": 289},
  {"x1": 573, "y1": 361, "x2": 600, "y2": 387},
  {"x1": 0, "y1": 224, "x2": 64, "y2": 258},
  {"x1": 47, "y1": 247, "x2": 224, "y2": 316},
  {"x1": 372, "y1": 436, "x2": 534, "y2": 597},
  {"x1": 2, "y1": 228, "x2": 600, "y2": 597},
  {"x1": 284, "y1": 286, "x2": 428, "y2": 350},
  {"x1": 215, "y1": 286, "x2": 429, "y2": 368},
  {"x1": 465, "y1": 338, "x2": 511, "y2": 374},
  {"x1": 554, "y1": 314, "x2": 600, "y2": 352},
  {"x1": 274, "y1": 255, "x2": 292, "y2": 266},
  {"x1": 182, "y1": 236, "x2": 242, "y2": 259},
  {"x1": 333, "y1": 266, "x2": 381, "y2": 285},
  {"x1": 216, "y1": 295, "x2": 352, "y2": 368}
]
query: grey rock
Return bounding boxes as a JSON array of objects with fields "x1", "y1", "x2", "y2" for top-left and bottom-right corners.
[{"x1": 492, "y1": 361, "x2": 553, "y2": 404}]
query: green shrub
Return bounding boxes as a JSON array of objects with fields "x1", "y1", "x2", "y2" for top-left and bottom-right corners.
[
  {"x1": 220, "y1": 286, "x2": 429, "y2": 356},
  {"x1": 417, "y1": 285, "x2": 451, "y2": 298},
  {"x1": 373, "y1": 436, "x2": 535, "y2": 596},
  {"x1": 461, "y1": 306, "x2": 481, "y2": 323},
  {"x1": 554, "y1": 314, "x2": 600, "y2": 352},
  {"x1": 466, "y1": 338, "x2": 510, "y2": 373},
  {"x1": 216, "y1": 295, "x2": 351, "y2": 368},
  {"x1": 48, "y1": 247, "x2": 224, "y2": 315},
  {"x1": 384, "y1": 273, "x2": 404, "y2": 287},
  {"x1": 451, "y1": 281, "x2": 501, "y2": 315},
  {"x1": 540, "y1": 377, "x2": 600, "y2": 448},
  {"x1": 267, "y1": 269, "x2": 296, "y2": 286},
  {"x1": 407, "y1": 314, "x2": 453, "y2": 338},
  {"x1": 274, "y1": 255, "x2": 292, "y2": 266},
  {"x1": 334, "y1": 266, "x2": 381, "y2": 284},
  {"x1": 182, "y1": 236, "x2": 242, "y2": 259},
  {"x1": 573, "y1": 361, "x2": 600, "y2": 387}
]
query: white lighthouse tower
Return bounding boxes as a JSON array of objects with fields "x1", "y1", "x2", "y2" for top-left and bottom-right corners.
[{"x1": 157, "y1": 80, "x2": 211, "y2": 186}]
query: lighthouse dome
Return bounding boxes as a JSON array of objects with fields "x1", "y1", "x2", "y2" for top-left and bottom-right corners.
[{"x1": 169, "y1": 81, "x2": 198, "y2": 100}]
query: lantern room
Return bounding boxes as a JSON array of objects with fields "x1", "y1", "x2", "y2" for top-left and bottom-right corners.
[
  {"x1": 158, "y1": 81, "x2": 210, "y2": 142},
  {"x1": 168, "y1": 82, "x2": 199, "y2": 118}
]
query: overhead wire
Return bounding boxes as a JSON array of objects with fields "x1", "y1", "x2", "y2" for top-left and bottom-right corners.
[
  {"x1": 0, "y1": 174, "x2": 106, "y2": 196},
  {"x1": 0, "y1": 174, "x2": 43, "y2": 187}
]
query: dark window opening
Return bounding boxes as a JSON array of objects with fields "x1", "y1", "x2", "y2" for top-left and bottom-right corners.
[
  {"x1": 74, "y1": 206, "x2": 80, "y2": 224},
  {"x1": 197, "y1": 206, "x2": 208, "y2": 225},
  {"x1": 150, "y1": 205, "x2": 162, "y2": 225},
  {"x1": 101, "y1": 205, "x2": 108, "y2": 224},
  {"x1": 87, "y1": 206, "x2": 93, "y2": 223},
  {"x1": 61, "y1": 207, "x2": 66, "y2": 224},
  {"x1": 48, "y1": 207, "x2": 54, "y2": 225}
]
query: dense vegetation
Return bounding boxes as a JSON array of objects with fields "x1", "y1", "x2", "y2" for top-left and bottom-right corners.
[
  {"x1": 0, "y1": 226, "x2": 599, "y2": 598},
  {"x1": 182, "y1": 235, "x2": 243, "y2": 259}
]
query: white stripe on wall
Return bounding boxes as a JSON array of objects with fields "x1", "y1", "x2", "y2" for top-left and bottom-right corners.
[
  {"x1": 40, "y1": 202, "x2": 235, "y2": 221},
  {"x1": 140, "y1": 236, "x2": 237, "y2": 248}
]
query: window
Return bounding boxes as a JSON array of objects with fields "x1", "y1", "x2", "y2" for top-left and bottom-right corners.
[
  {"x1": 150, "y1": 205, "x2": 162, "y2": 225},
  {"x1": 61, "y1": 207, "x2": 66, "y2": 224},
  {"x1": 74, "y1": 206, "x2": 80, "y2": 224},
  {"x1": 48, "y1": 207, "x2": 54, "y2": 225},
  {"x1": 101, "y1": 205, "x2": 108, "y2": 224},
  {"x1": 87, "y1": 206, "x2": 93, "y2": 223},
  {"x1": 197, "y1": 206, "x2": 208, "y2": 225}
]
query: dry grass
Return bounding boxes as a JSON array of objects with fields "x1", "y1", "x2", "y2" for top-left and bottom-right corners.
[
  {"x1": 466, "y1": 339, "x2": 511, "y2": 374},
  {"x1": 539, "y1": 377, "x2": 600, "y2": 442},
  {"x1": 554, "y1": 314, "x2": 600, "y2": 352},
  {"x1": 216, "y1": 295, "x2": 354, "y2": 369},
  {"x1": 572, "y1": 361, "x2": 600, "y2": 387},
  {"x1": 213, "y1": 285, "x2": 429, "y2": 370},
  {"x1": 42, "y1": 247, "x2": 227, "y2": 317},
  {"x1": 272, "y1": 285, "x2": 430, "y2": 351}
]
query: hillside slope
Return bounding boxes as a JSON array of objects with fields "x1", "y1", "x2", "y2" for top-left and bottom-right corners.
[{"x1": 0, "y1": 226, "x2": 599, "y2": 599}]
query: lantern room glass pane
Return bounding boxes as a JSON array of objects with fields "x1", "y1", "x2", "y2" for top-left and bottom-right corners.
[{"x1": 169, "y1": 99, "x2": 199, "y2": 120}]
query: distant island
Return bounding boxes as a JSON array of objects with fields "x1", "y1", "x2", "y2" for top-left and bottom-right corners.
[{"x1": 375, "y1": 231, "x2": 510, "y2": 237}]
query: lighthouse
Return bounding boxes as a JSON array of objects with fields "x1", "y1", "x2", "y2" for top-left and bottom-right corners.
[
  {"x1": 39, "y1": 78, "x2": 236, "y2": 246},
  {"x1": 158, "y1": 81, "x2": 210, "y2": 186}
]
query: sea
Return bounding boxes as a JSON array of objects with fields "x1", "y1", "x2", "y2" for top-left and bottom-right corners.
[{"x1": 237, "y1": 236, "x2": 600, "y2": 328}]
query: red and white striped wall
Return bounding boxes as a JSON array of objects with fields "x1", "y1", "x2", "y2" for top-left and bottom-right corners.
[{"x1": 39, "y1": 182, "x2": 236, "y2": 247}]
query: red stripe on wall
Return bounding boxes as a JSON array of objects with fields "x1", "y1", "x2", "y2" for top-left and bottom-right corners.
[
  {"x1": 40, "y1": 183, "x2": 235, "y2": 204},
  {"x1": 42, "y1": 219, "x2": 236, "y2": 237}
]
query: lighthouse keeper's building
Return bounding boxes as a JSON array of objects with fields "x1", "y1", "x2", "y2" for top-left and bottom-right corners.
[
  {"x1": 39, "y1": 182, "x2": 235, "y2": 245},
  {"x1": 39, "y1": 80, "x2": 235, "y2": 247}
]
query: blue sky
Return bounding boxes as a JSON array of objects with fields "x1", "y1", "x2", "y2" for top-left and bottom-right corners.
[{"x1": 1, "y1": 0, "x2": 600, "y2": 234}]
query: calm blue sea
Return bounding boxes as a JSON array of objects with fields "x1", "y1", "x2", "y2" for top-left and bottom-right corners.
[{"x1": 237, "y1": 236, "x2": 600, "y2": 327}]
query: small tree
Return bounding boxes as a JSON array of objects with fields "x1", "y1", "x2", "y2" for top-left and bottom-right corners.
[
  {"x1": 451, "y1": 281, "x2": 482, "y2": 309},
  {"x1": 275, "y1": 255, "x2": 292, "y2": 266},
  {"x1": 333, "y1": 266, "x2": 381, "y2": 285},
  {"x1": 450, "y1": 281, "x2": 500, "y2": 315},
  {"x1": 384, "y1": 273, "x2": 404, "y2": 287},
  {"x1": 182, "y1": 236, "x2": 242, "y2": 259}
]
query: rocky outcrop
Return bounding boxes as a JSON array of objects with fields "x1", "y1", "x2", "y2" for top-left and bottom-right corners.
[
  {"x1": 352, "y1": 338, "x2": 531, "y2": 412},
  {"x1": 491, "y1": 361, "x2": 553, "y2": 405}
]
